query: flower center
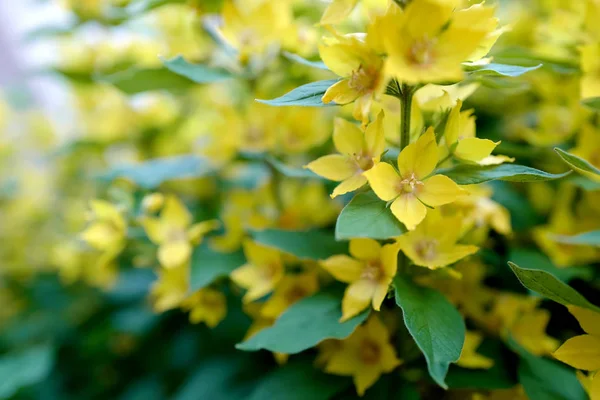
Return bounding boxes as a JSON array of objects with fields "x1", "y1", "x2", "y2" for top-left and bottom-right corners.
[
  {"x1": 285, "y1": 285, "x2": 308, "y2": 303},
  {"x1": 167, "y1": 228, "x2": 187, "y2": 242},
  {"x1": 359, "y1": 339, "x2": 381, "y2": 365},
  {"x1": 408, "y1": 37, "x2": 437, "y2": 68},
  {"x1": 348, "y1": 64, "x2": 379, "y2": 95},
  {"x1": 360, "y1": 260, "x2": 382, "y2": 281},
  {"x1": 398, "y1": 173, "x2": 424, "y2": 194},
  {"x1": 352, "y1": 150, "x2": 374, "y2": 171},
  {"x1": 415, "y1": 240, "x2": 439, "y2": 262}
]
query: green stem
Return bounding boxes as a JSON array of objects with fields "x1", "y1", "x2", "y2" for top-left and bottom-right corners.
[{"x1": 400, "y1": 83, "x2": 414, "y2": 151}]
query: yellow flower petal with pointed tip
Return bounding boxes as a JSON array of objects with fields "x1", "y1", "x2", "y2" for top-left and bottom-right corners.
[
  {"x1": 397, "y1": 128, "x2": 438, "y2": 179},
  {"x1": 419, "y1": 175, "x2": 464, "y2": 206},
  {"x1": 320, "y1": 0, "x2": 359, "y2": 25},
  {"x1": 162, "y1": 196, "x2": 192, "y2": 229},
  {"x1": 318, "y1": 41, "x2": 361, "y2": 78},
  {"x1": 371, "y1": 282, "x2": 389, "y2": 311},
  {"x1": 391, "y1": 194, "x2": 427, "y2": 231},
  {"x1": 365, "y1": 111, "x2": 386, "y2": 158},
  {"x1": 321, "y1": 255, "x2": 364, "y2": 283},
  {"x1": 349, "y1": 238, "x2": 381, "y2": 261},
  {"x1": 331, "y1": 174, "x2": 368, "y2": 198},
  {"x1": 455, "y1": 138, "x2": 499, "y2": 163},
  {"x1": 305, "y1": 154, "x2": 357, "y2": 181},
  {"x1": 554, "y1": 335, "x2": 600, "y2": 371},
  {"x1": 363, "y1": 162, "x2": 401, "y2": 201},
  {"x1": 187, "y1": 220, "x2": 220, "y2": 243},
  {"x1": 90, "y1": 200, "x2": 125, "y2": 230},
  {"x1": 458, "y1": 331, "x2": 495, "y2": 369},
  {"x1": 81, "y1": 223, "x2": 119, "y2": 250},
  {"x1": 478, "y1": 155, "x2": 515, "y2": 165},
  {"x1": 333, "y1": 118, "x2": 364, "y2": 155},
  {"x1": 141, "y1": 217, "x2": 165, "y2": 244},
  {"x1": 322, "y1": 79, "x2": 360, "y2": 104},
  {"x1": 158, "y1": 240, "x2": 192, "y2": 269},
  {"x1": 341, "y1": 279, "x2": 377, "y2": 321},
  {"x1": 568, "y1": 306, "x2": 600, "y2": 336}
]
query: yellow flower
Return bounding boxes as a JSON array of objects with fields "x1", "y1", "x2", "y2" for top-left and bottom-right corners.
[
  {"x1": 323, "y1": 316, "x2": 402, "y2": 396},
  {"x1": 260, "y1": 272, "x2": 319, "y2": 319},
  {"x1": 554, "y1": 306, "x2": 600, "y2": 371},
  {"x1": 305, "y1": 112, "x2": 385, "y2": 198},
  {"x1": 576, "y1": 371, "x2": 600, "y2": 400},
  {"x1": 277, "y1": 181, "x2": 340, "y2": 229},
  {"x1": 453, "y1": 185, "x2": 512, "y2": 236},
  {"x1": 380, "y1": 0, "x2": 498, "y2": 84},
  {"x1": 141, "y1": 195, "x2": 220, "y2": 269},
  {"x1": 320, "y1": 0, "x2": 359, "y2": 25},
  {"x1": 457, "y1": 331, "x2": 494, "y2": 369},
  {"x1": 510, "y1": 308, "x2": 559, "y2": 356},
  {"x1": 364, "y1": 128, "x2": 464, "y2": 230},
  {"x1": 443, "y1": 100, "x2": 513, "y2": 166},
  {"x1": 580, "y1": 44, "x2": 600, "y2": 99},
  {"x1": 80, "y1": 200, "x2": 127, "y2": 254},
  {"x1": 321, "y1": 238, "x2": 400, "y2": 321},
  {"x1": 151, "y1": 264, "x2": 189, "y2": 312},
  {"x1": 319, "y1": 31, "x2": 385, "y2": 123},
  {"x1": 230, "y1": 240, "x2": 284, "y2": 303},
  {"x1": 181, "y1": 288, "x2": 227, "y2": 328},
  {"x1": 396, "y1": 211, "x2": 479, "y2": 269}
]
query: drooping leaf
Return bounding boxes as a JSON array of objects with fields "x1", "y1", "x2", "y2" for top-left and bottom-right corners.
[
  {"x1": 507, "y1": 262, "x2": 600, "y2": 312},
  {"x1": 282, "y1": 52, "x2": 330, "y2": 71},
  {"x1": 508, "y1": 249, "x2": 593, "y2": 282},
  {"x1": 251, "y1": 229, "x2": 347, "y2": 260},
  {"x1": 394, "y1": 276, "x2": 466, "y2": 389},
  {"x1": 99, "y1": 67, "x2": 194, "y2": 94},
  {"x1": 162, "y1": 55, "x2": 234, "y2": 83},
  {"x1": 266, "y1": 156, "x2": 321, "y2": 179},
  {"x1": 554, "y1": 148, "x2": 600, "y2": 177},
  {"x1": 568, "y1": 175, "x2": 600, "y2": 191},
  {"x1": 439, "y1": 164, "x2": 570, "y2": 185},
  {"x1": 550, "y1": 231, "x2": 600, "y2": 247},
  {"x1": 0, "y1": 344, "x2": 54, "y2": 399},
  {"x1": 99, "y1": 155, "x2": 215, "y2": 189},
  {"x1": 247, "y1": 358, "x2": 349, "y2": 400},
  {"x1": 190, "y1": 243, "x2": 245, "y2": 292},
  {"x1": 335, "y1": 192, "x2": 406, "y2": 240},
  {"x1": 465, "y1": 63, "x2": 542, "y2": 77},
  {"x1": 236, "y1": 288, "x2": 368, "y2": 354},
  {"x1": 256, "y1": 79, "x2": 339, "y2": 107}
]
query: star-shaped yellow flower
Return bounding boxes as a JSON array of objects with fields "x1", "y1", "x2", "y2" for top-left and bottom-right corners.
[
  {"x1": 181, "y1": 288, "x2": 227, "y2": 328},
  {"x1": 364, "y1": 127, "x2": 464, "y2": 230},
  {"x1": 321, "y1": 238, "x2": 400, "y2": 321},
  {"x1": 306, "y1": 112, "x2": 385, "y2": 198},
  {"x1": 554, "y1": 306, "x2": 600, "y2": 371}
]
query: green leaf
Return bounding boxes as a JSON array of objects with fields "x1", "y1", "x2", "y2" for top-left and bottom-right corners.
[
  {"x1": 394, "y1": 276, "x2": 465, "y2": 389},
  {"x1": 0, "y1": 344, "x2": 54, "y2": 399},
  {"x1": 265, "y1": 156, "x2": 321, "y2": 179},
  {"x1": 508, "y1": 249, "x2": 593, "y2": 282},
  {"x1": 99, "y1": 155, "x2": 215, "y2": 189},
  {"x1": 582, "y1": 96, "x2": 600, "y2": 110},
  {"x1": 282, "y1": 52, "x2": 330, "y2": 71},
  {"x1": 99, "y1": 67, "x2": 194, "y2": 94},
  {"x1": 568, "y1": 175, "x2": 600, "y2": 191},
  {"x1": 551, "y1": 231, "x2": 600, "y2": 247},
  {"x1": 335, "y1": 192, "x2": 406, "y2": 240},
  {"x1": 236, "y1": 288, "x2": 369, "y2": 353},
  {"x1": 439, "y1": 164, "x2": 570, "y2": 185},
  {"x1": 465, "y1": 63, "x2": 542, "y2": 77},
  {"x1": 251, "y1": 229, "x2": 347, "y2": 260},
  {"x1": 190, "y1": 244, "x2": 245, "y2": 292},
  {"x1": 162, "y1": 55, "x2": 234, "y2": 83},
  {"x1": 507, "y1": 262, "x2": 600, "y2": 312},
  {"x1": 247, "y1": 358, "x2": 349, "y2": 400},
  {"x1": 509, "y1": 338, "x2": 586, "y2": 400},
  {"x1": 256, "y1": 79, "x2": 339, "y2": 107},
  {"x1": 554, "y1": 148, "x2": 600, "y2": 176}
]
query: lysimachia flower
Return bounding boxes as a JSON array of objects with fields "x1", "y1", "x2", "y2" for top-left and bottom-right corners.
[
  {"x1": 80, "y1": 200, "x2": 127, "y2": 255},
  {"x1": 456, "y1": 331, "x2": 494, "y2": 369},
  {"x1": 180, "y1": 288, "x2": 227, "y2": 328},
  {"x1": 378, "y1": 0, "x2": 498, "y2": 84},
  {"x1": 319, "y1": 30, "x2": 385, "y2": 123},
  {"x1": 305, "y1": 112, "x2": 385, "y2": 198},
  {"x1": 321, "y1": 238, "x2": 400, "y2": 321},
  {"x1": 451, "y1": 185, "x2": 512, "y2": 237},
  {"x1": 141, "y1": 195, "x2": 220, "y2": 269},
  {"x1": 364, "y1": 128, "x2": 464, "y2": 230},
  {"x1": 230, "y1": 240, "x2": 284, "y2": 303},
  {"x1": 396, "y1": 211, "x2": 479, "y2": 269},
  {"x1": 151, "y1": 265, "x2": 188, "y2": 312},
  {"x1": 322, "y1": 316, "x2": 402, "y2": 395}
]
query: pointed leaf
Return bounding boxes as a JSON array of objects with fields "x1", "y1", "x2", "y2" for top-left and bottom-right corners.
[
  {"x1": 283, "y1": 52, "x2": 330, "y2": 71},
  {"x1": 162, "y1": 55, "x2": 234, "y2": 83},
  {"x1": 99, "y1": 68, "x2": 194, "y2": 94},
  {"x1": 256, "y1": 80, "x2": 339, "y2": 107},
  {"x1": 0, "y1": 345, "x2": 54, "y2": 399},
  {"x1": 439, "y1": 164, "x2": 570, "y2": 185},
  {"x1": 266, "y1": 156, "x2": 322, "y2": 179},
  {"x1": 551, "y1": 231, "x2": 600, "y2": 247},
  {"x1": 465, "y1": 63, "x2": 542, "y2": 77},
  {"x1": 190, "y1": 243, "x2": 245, "y2": 292},
  {"x1": 555, "y1": 148, "x2": 600, "y2": 177}
]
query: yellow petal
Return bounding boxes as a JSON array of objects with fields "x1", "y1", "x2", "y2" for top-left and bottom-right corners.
[
  {"x1": 90, "y1": 200, "x2": 126, "y2": 230},
  {"x1": 188, "y1": 220, "x2": 220, "y2": 243},
  {"x1": 141, "y1": 217, "x2": 165, "y2": 244},
  {"x1": 322, "y1": 79, "x2": 360, "y2": 105},
  {"x1": 81, "y1": 223, "x2": 119, "y2": 250},
  {"x1": 318, "y1": 42, "x2": 360, "y2": 78},
  {"x1": 341, "y1": 279, "x2": 377, "y2": 321},
  {"x1": 320, "y1": 0, "x2": 359, "y2": 25},
  {"x1": 333, "y1": 118, "x2": 365, "y2": 155},
  {"x1": 477, "y1": 154, "x2": 515, "y2": 165},
  {"x1": 331, "y1": 174, "x2": 367, "y2": 198},
  {"x1": 419, "y1": 174, "x2": 464, "y2": 206},
  {"x1": 354, "y1": 366, "x2": 381, "y2": 396},
  {"x1": 398, "y1": 127, "x2": 438, "y2": 179},
  {"x1": 455, "y1": 138, "x2": 498, "y2": 162},
  {"x1": 568, "y1": 306, "x2": 600, "y2": 336},
  {"x1": 243, "y1": 240, "x2": 282, "y2": 269},
  {"x1": 390, "y1": 194, "x2": 427, "y2": 231},
  {"x1": 363, "y1": 162, "x2": 401, "y2": 201},
  {"x1": 371, "y1": 281, "x2": 389, "y2": 311},
  {"x1": 365, "y1": 110, "x2": 385, "y2": 157},
  {"x1": 321, "y1": 255, "x2": 364, "y2": 283},
  {"x1": 428, "y1": 245, "x2": 479, "y2": 269},
  {"x1": 305, "y1": 154, "x2": 357, "y2": 181},
  {"x1": 444, "y1": 100, "x2": 462, "y2": 145},
  {"x1": 349, "y1": 238, "x2": 381, "y2": 261},
  {"x1": 158, "y1": 240, "x2": 192, "y2": 269},
  {"x1": 325, "y1": 347, "x2": 356, "y2": 375},
  {"x1": 162, "y1": 196, "x2": 192, "y2": 229},
  {"x1": 553, "y1": 335, "x2": 600, "y2": 371},
  {"x1": 380, "y1": 242, "x2": 400, "y2": 278},
  {"x1": 591, "y1": 372, "x2": 600, "y2": 400}
]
